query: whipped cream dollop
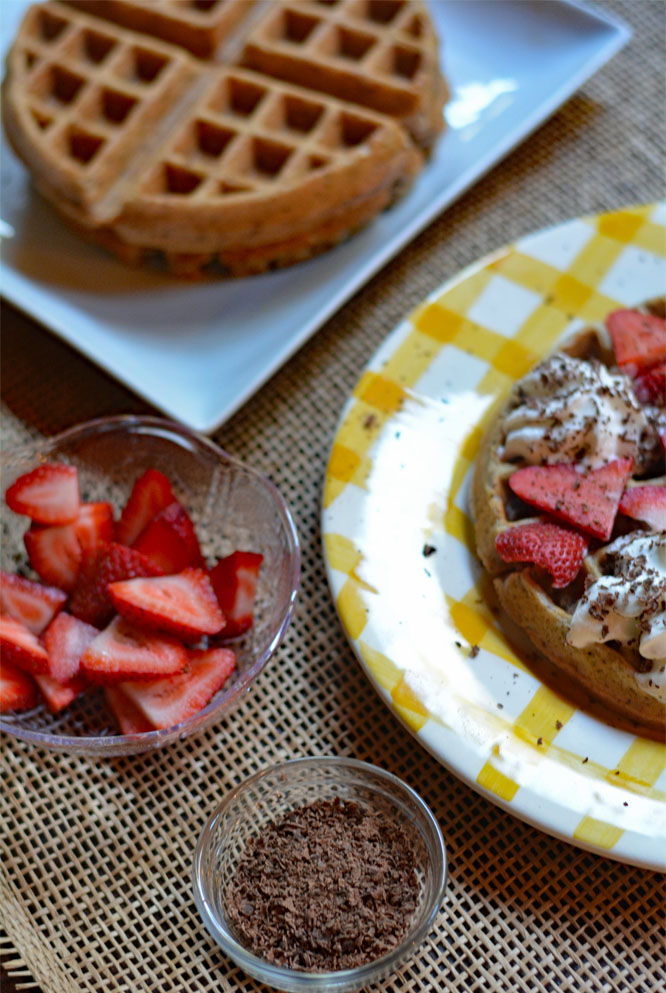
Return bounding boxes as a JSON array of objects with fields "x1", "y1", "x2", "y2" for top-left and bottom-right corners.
[
  {"x1": 567, "y1": 533, "x2": 666, "y2": 696},
  {"x1": 501, "y1": 353, "x2": 656, "y2": 470}
]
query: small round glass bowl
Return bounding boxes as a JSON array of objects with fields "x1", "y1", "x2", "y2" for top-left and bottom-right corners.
[
  {"x1": 192, "y1": 757, "x2": 447, "y2": 993},
  {"x1": 0, "y1": 415, "x2": 300, "y2": 756}
]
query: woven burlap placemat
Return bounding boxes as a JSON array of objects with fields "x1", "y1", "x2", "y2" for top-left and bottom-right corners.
[{"x1": 2, "y1": 2, "x2": 665, "y2": 991}]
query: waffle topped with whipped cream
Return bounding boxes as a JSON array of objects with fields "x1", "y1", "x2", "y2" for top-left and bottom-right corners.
[
  {"x1": 1, "y1": 0, "x2": 447, "y2": 276},
  {"x1": 472, "y1": 297, "x2": 666, "y2": 740}
]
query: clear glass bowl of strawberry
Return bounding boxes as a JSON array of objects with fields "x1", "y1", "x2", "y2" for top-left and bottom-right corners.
[{"x1": 0, "y1": 415, "x2": 300, "y2": 755}]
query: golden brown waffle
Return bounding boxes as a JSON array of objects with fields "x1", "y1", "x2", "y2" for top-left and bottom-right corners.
[
  {"x1": 2, "y1": 0, "x2": 446, "y2": 276},
  {"x1": 472, "y1": 299, "x2": 666, "y2": 740}
]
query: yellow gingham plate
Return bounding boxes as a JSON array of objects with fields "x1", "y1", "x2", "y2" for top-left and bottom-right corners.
[{"x1": 322, "y1": 203, "x2": 666, "y2": 870}]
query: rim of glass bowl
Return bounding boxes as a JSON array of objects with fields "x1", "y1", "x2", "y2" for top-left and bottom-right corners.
[
  {"x1": 0, "y1": 414, "x2": 301, "y2": 755},
  {"x1": 192, "y1": 756, "x2": 447, "y2": 992}
]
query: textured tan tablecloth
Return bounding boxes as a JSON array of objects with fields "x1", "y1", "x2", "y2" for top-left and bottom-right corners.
[{"x1": 2, "y1": 1, "x2": 665, "y2": 991}]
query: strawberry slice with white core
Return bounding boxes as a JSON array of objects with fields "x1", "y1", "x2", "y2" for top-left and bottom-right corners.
[
  {"x1": 24, "y1": 520, "x2": 82, "y2": 592},
  {"x1": 80, "y1": 615, "x2": 187, "y2": 683},
  {"x1": 0, "y1": 572, "x2": 66, "y2": 635},
  {"x1": 0, "y1": 659, "x2": 38, "y2": 712},
  {"x1": 43, "y1": 612, "x2": 99, "y2": 682},
  {"x1": 132, "y1": 501, "x2": 205, "y2": 573},
  {"x1": 209, "y1": 551, "x2": 263, "y2": 639},
  {"x1": 606, "y1": 309, "x2": 666, "y2": 371},
  {"x1": 5, "y1": 463, "x2": 79, "y2": 525},
  {"x1": 119, "y1": 646, "x2": 236, "y2": 730},
  {"x1": 108, "y1": 568, "x2": 224, "y2": 640},
  {"x1": 618, "y1": 485, "x2": 666, "y2": 532},
  {"x1": 0, "y1": 614, "x2": 50, "y2": 673},
  {"x1": 34, "y1": 672, "x2": 87, "y2": 713},
  {"x1": 116, "y1": 469, "x2": 174, "y2": 546},
  {"x1": 508, "y1": 457, "x2": 633, "y2": 540},
  {"x1": 104, "y1": 685, "x2": 156, "y2": 734},
  {"x1": 495, "y1": 521, "x2": 589, "y2": 588},
  {"x1": 75, "y1": 502, "x2": 114, "y2": 557}
]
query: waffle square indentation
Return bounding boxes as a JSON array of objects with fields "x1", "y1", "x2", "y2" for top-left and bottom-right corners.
[
  {"x1": 33, "y1": 8, "x2": 68, "y2": 43},
  {"x1": 365, "y1": 1, "x2": 406, "y2": 25},
  {"x1": 65, "y1": 126, "x2": 106, "y2": 164}
]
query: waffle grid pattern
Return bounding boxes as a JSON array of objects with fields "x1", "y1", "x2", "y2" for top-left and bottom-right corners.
[{"x1": 322, "y1": 203, "x2": 666, "y2": 859}]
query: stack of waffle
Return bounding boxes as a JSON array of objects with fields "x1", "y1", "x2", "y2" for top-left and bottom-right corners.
[{"x1": 2, "y1": 0, "x2": 447, "y2": 276}]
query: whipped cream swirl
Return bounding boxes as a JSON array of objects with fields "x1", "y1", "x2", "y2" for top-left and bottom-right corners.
[
  {"x1": 501, "y1": 353, "x2": 656, "y2": 470},
  {"x1": 567, "y1": 533, "x2": 666, "y2": 698}
]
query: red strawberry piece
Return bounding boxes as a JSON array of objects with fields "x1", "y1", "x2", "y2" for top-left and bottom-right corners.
[
  {"x1": 115, "y1": 469, "x2": 174, "y2": 546},
  {"x1": 209, "y1": 551, "x2": 263, "y2": 639},
  {"x1": 80, "y1": 615, "x2": 187, "y2": 683},
  {"x1": 75, "y1": 501, "x2": 114, "y2": 557},
  {"x1": 0, "y1": 659, "x2": 38, "y2": 712},
  {"x1": 0, "y1": 614, "x2": 50, "y2": 673},
  {"x1": 34, "y1": 672, "x2": 87, "y2": 713},
  {"x1": 132, "y1": 500, "x2": 205, "y2": 573},
  {"x1": 618, "y1": 485, "x2": 666, "y2": 532},
  {"x1": 633, "y1": 362, "x2": 666, "y2": 407},
  {"x1": 69, "y1": 541, "x2": 164, "y2": 627},
  {"x1": 24, "y1": 521, "x2": 81, "y2": 592},
  {"x1": 495, "y1": 521, "x2": 589, "y2": 588},
  {"x1": 43, "y1": 612, "x2": 99, "y2": 682},
  {"x1": 108, "y1": 568, "x2": 224, "y2": 640},
  {"x1": 508, "y1": 457, "x2": 633, "y2": 540},
  {"x1": 5, "y1": 463, "x2": 79, "y2": 525},
  {"x1": 118, "y1": 646, "x2": 236, "y2": 730},
  {"x1": 0, "y1": 571, "x2": 66, "y2": 635},
  {"x1": 104, "y1": 685, "x2": 156, "y2": 734},
  {"x1": 606, "y1": 309, "x2": 666, "y2": 371}
]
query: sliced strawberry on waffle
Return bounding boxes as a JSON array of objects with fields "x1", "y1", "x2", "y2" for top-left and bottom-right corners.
[
  {"x1": 104, "y1": 685, "x2": 156, "y2": 734},
  {"x1": 0, "y1": 614, "x2": 49, "y2": 673},
  {"x1": 5, "y1": 463, "x2": 79, "y2": 525},
  {"x1": 69, "y1": 542, "x2": 164, "y2": 627},
  {"x1": 34, "y1": 672, "x2": 87, "y2": 713},
  {"x1": 132, "y1": 501, "x2": 205, "y2": 573},
  {"x1": 0, "y1": 659, "x2": 38, "y2": 712},
  {"x1": 606, "y1": 308, "x2": 666, "y2": 372},
  {"x1": 43, "y1": 612, "x2": 99, "y2": 682},
  {"x1": 618, "y1": 485, "x2": 666, "y2": 532},
  {"x1": 80, "y1": 615, "x2": 188, "y2": 683},
  {"x1": 118, "y1": 646, "x2": 236, "y2": 730},
  {"x1": 0, "y1": 571, "x2": 66, "y2": 635},
  {"x1": 209, "y1": 551, "x2": 263, "y2": 638},
  {"x1": 116, "y1": 469, "x2": 174, "y2": 546},
  {"x1": 495, "y1": 521, "x2": 589, "y2": 588},
  {"x1": 108, "y1": 568, "x2": 224, "y2": 640},
  {"x1": 633, "y1": 362, "x2": 666, "y2": 407},
  {"x1": 508, "y1": 457, "x2": 633, "y2": 540}
]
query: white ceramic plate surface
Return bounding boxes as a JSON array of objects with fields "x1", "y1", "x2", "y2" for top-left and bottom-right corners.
[
  {"x1": 0, "y1": 1, "x2": 630, "y2": 433},
  {"x1": 322, "y1": 203, "x2": 666, "y2": 871}
]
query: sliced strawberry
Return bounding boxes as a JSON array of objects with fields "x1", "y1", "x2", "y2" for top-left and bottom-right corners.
[
  {"x1": 34, "y1": 672, "x2": 87, "y2": 713},
  {"x1": 24, "y1": 521, "x2": 81, "y2": 592},
  {"x1": 0, "y1": 659, "x2": 38, "y2": 712},
  {"x1": 5, "y1": 463, "x2": 79, "y2": 525},
  {"x1": 116, "y1": 469, "x2": 174, "y2": 546},
  {"x1": 43, "y1": 612, "x2": 99, "y2": 682},
  {"x1": 633, "y1": 362, "x2": 666, "y2": 407},
  {"x1": 508, "y1": 458, "x2": 633, "y2": 540},
  {"x1": 108, "y1": 568, "x2": 224, "y2": 640},
  {"x1": 104, "y1": 685, "x2": 156, "y2": 734},
  {"x1": 209, "y1": 551, "x2": 263, "y2": 639},
  {"x1": 80, "y1": 615, "x2": 187, "y2": 683},
  {"x1": 606, "y1": 309, "x2": 666, "y2": 371},
  {"x1": 132, "y1": 501, "x2": 205, "y2": 573},
  {"x1": 69, "y1": 541, "x2": 164, "y2": 627},
  {"x1": 618, "y1": 485, "x2": 666, "y2": 532},
  {"x1": 118, "y1": 646, "x2": 236, "y2": 730},
  {"x1": 0, "y1": 572, "x2": 66, "y2": 635},
  {"x1": 75, "y1": 501, "x2": 114, "y2": 557},
  {"x1": 496, "y1": 521, "x2": 589, "y2": 588},
  {"x1": 0, "y1": 615, "x2": 49, "y2": 673}
]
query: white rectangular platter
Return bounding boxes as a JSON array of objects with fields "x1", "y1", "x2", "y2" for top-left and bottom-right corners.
[{"x1": 0, "y1": 1, "x2": 630, "y2": 433}]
